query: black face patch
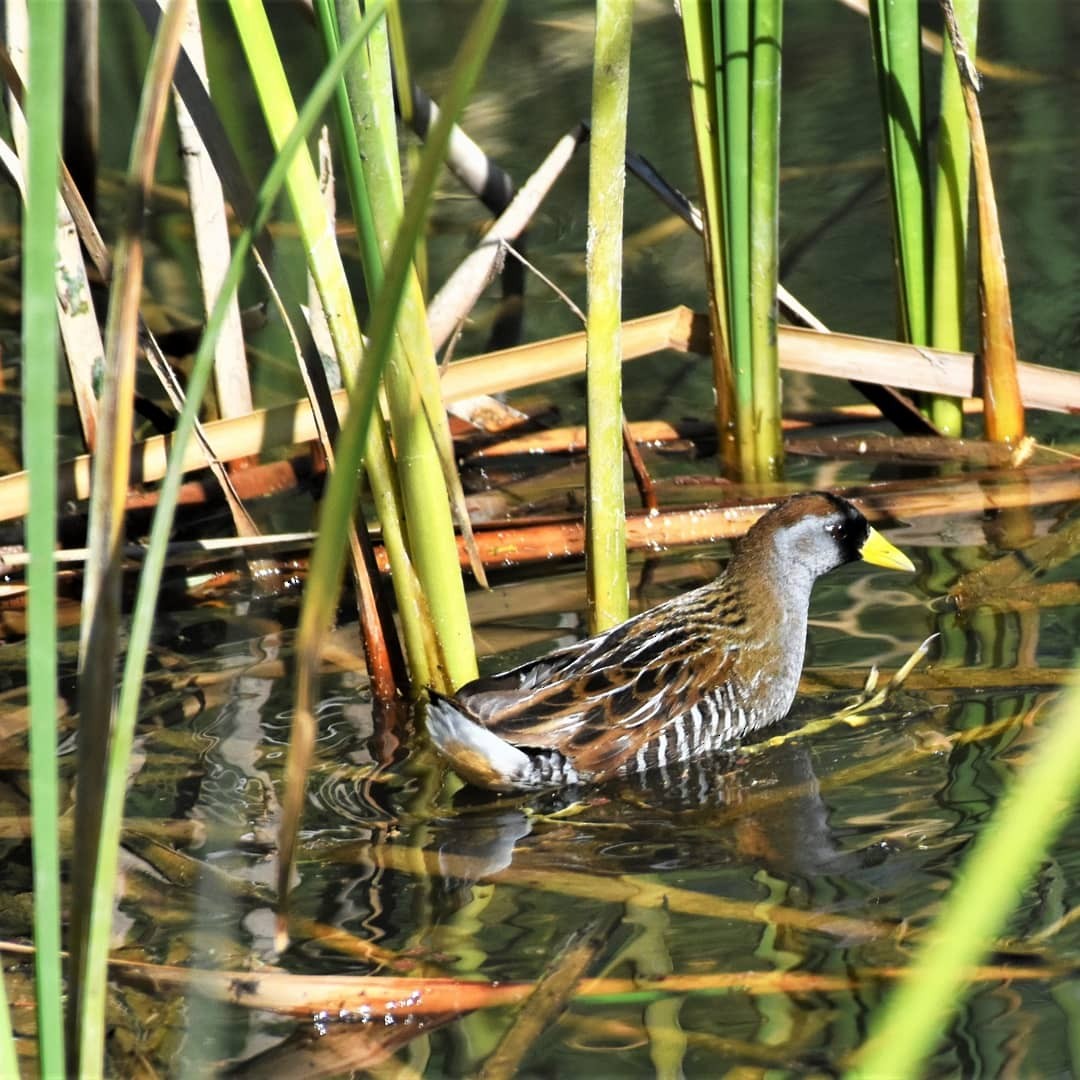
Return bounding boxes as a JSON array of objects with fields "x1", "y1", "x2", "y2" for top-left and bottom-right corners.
[{"x1": 821, "y1": 496, "x2": 871, "y2": 565}]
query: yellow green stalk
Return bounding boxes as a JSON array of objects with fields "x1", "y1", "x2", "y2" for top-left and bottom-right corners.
[
  {"x1": 748, "y1": 0, "x2": 783, "y2": 480},
  {"x1": 584, "y1": 0, "x2": 632, "y2": 632},
  {"x1": 228, "y1": 0, "x2": 452, "y2": 688},
  {"x1": 930, "y1": 0, "x2": 979, "y2": 435},
  {"x1": 719, "y1": 0, "x2": 755, "y2": 477},
  {"x1": 678, "y1": 1, "x2": 735, "y2": 472},
  {"x1": 334, "y1": 1, "x2": 479, "y2": 688}
]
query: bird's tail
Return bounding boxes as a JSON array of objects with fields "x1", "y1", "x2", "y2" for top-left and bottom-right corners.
[{"x1": 425, "y1": 691, "x2": 578, "y2": 793}]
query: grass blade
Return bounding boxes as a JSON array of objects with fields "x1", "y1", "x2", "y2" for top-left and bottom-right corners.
[
  {"x1": 22, "y1": 0, "x2": 67, "y2": 1071},
  {"x1": 852, "y1": 677, "x2": 1080, "y2": 1076}
]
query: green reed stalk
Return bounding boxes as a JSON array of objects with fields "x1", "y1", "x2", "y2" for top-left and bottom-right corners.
[
  {"x1": 75, "y1": 11, "x2": 389, "y2": 1072},
  {"x1": 719, "y1": 0, "x2": 755, "y2": 477},
  {"x1": 851, "y1": 677, "x2": 1080, "y2": 1077},
  {"x1": 928, "y1": 4, "x2": 980, "y2": 436},
  {"x1": 229, "y1": 0, "x2": 448, "y2": 688},
  {"x1": 681, "y1": 0, "x2": 784, "y2": 482},
  {"x1": 868, "y1": 0, "x2": 929, "y2": 348},
  {"x1": 21, "y1": 0, "x2": 66, "y2": 1071},
  {"x1": 584, "y1": 0, "x2": 631, "y2": 633},
  {"x1": 924, "y1": 9, "x2": 976, "y2": 434},
  {"x1": 385, "y1": 2, "x2": 428, "y2": 292},
  {"x1": 280, "y1": 0, "x2": 506, "y2": 918},
  {"x1": 748, "y1": 0, "x2": 783, "y2": 480},
  {"x1": 930, "y1": 0, "x2": 978, "y2": 436},
  {"x1": 678, "y1": 2, "x2": 735, "y2": 471},
  {"x1": 312, "y1": 0, "x2": 381, "y2": 276},
  {"x1": 312, "y1": 0, "x2": 433, "y2": 687},
  {"x1": 333, "y1": 0, "x2": 479, "y2": 688}
]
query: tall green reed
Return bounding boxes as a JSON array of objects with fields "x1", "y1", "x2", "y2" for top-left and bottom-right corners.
[
  {"x1": 278, "y1": 0, "x2": 507, "y2": 939},
  {"x1": 868, "y1": 0, "x2": 929, "y2": 347},
  {"x1": 869, "y1": 0, "x2": 978, "y2": 436},
  {"x1": 584, "y1": 0, "x2": 632, "y2": 633},
  {"x1": 930, "y1": 0, "x2": 978, "y2": 434},
  {"x1": 747, "y1": 0, "x2": 783, "y2": 478},
  {"x1": 20, "y1": 0, "x2": 67, "y2": 1071},
  {"x1": 327, "y1": 0, "x2": 481, "y2": 688},
  {"x1": 680, "y1": 0, "x2": 783, "y2": 484}
]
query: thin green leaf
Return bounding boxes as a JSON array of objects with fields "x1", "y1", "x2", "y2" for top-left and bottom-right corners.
[
  {"x1": 21, "y1": 0, "x2": 66, "y2": 1070},
  {"x1": 853, "y1": 679, "x2": 1080, "y2": 1076}
]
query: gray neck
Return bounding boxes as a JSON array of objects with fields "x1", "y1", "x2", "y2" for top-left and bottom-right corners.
[{"x1": 730, "y1": 545, "x2": 816, "y2": 722}]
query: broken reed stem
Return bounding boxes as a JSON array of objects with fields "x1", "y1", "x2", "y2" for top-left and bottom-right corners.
[{"x1": 939, "y1": 0, "x2": 1025, "y2": 446}]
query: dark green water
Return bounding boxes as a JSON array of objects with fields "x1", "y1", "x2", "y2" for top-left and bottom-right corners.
[{"x1": 0, "y1": 1, "x2": 1078, "y2": 1076}]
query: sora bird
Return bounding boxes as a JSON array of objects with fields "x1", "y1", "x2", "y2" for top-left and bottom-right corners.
[{"x1": 425, "y1": 492, "x2": 915, "y2": 793}]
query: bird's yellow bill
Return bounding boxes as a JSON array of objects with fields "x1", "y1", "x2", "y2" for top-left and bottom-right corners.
[{"x1": 860, "y1": 527, "x2": 916, "y2": 572}]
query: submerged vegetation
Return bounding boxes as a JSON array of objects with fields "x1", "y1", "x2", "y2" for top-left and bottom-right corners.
[{"x1": 0, "y1": 0, "x2": 1077, "y2": 1074}]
